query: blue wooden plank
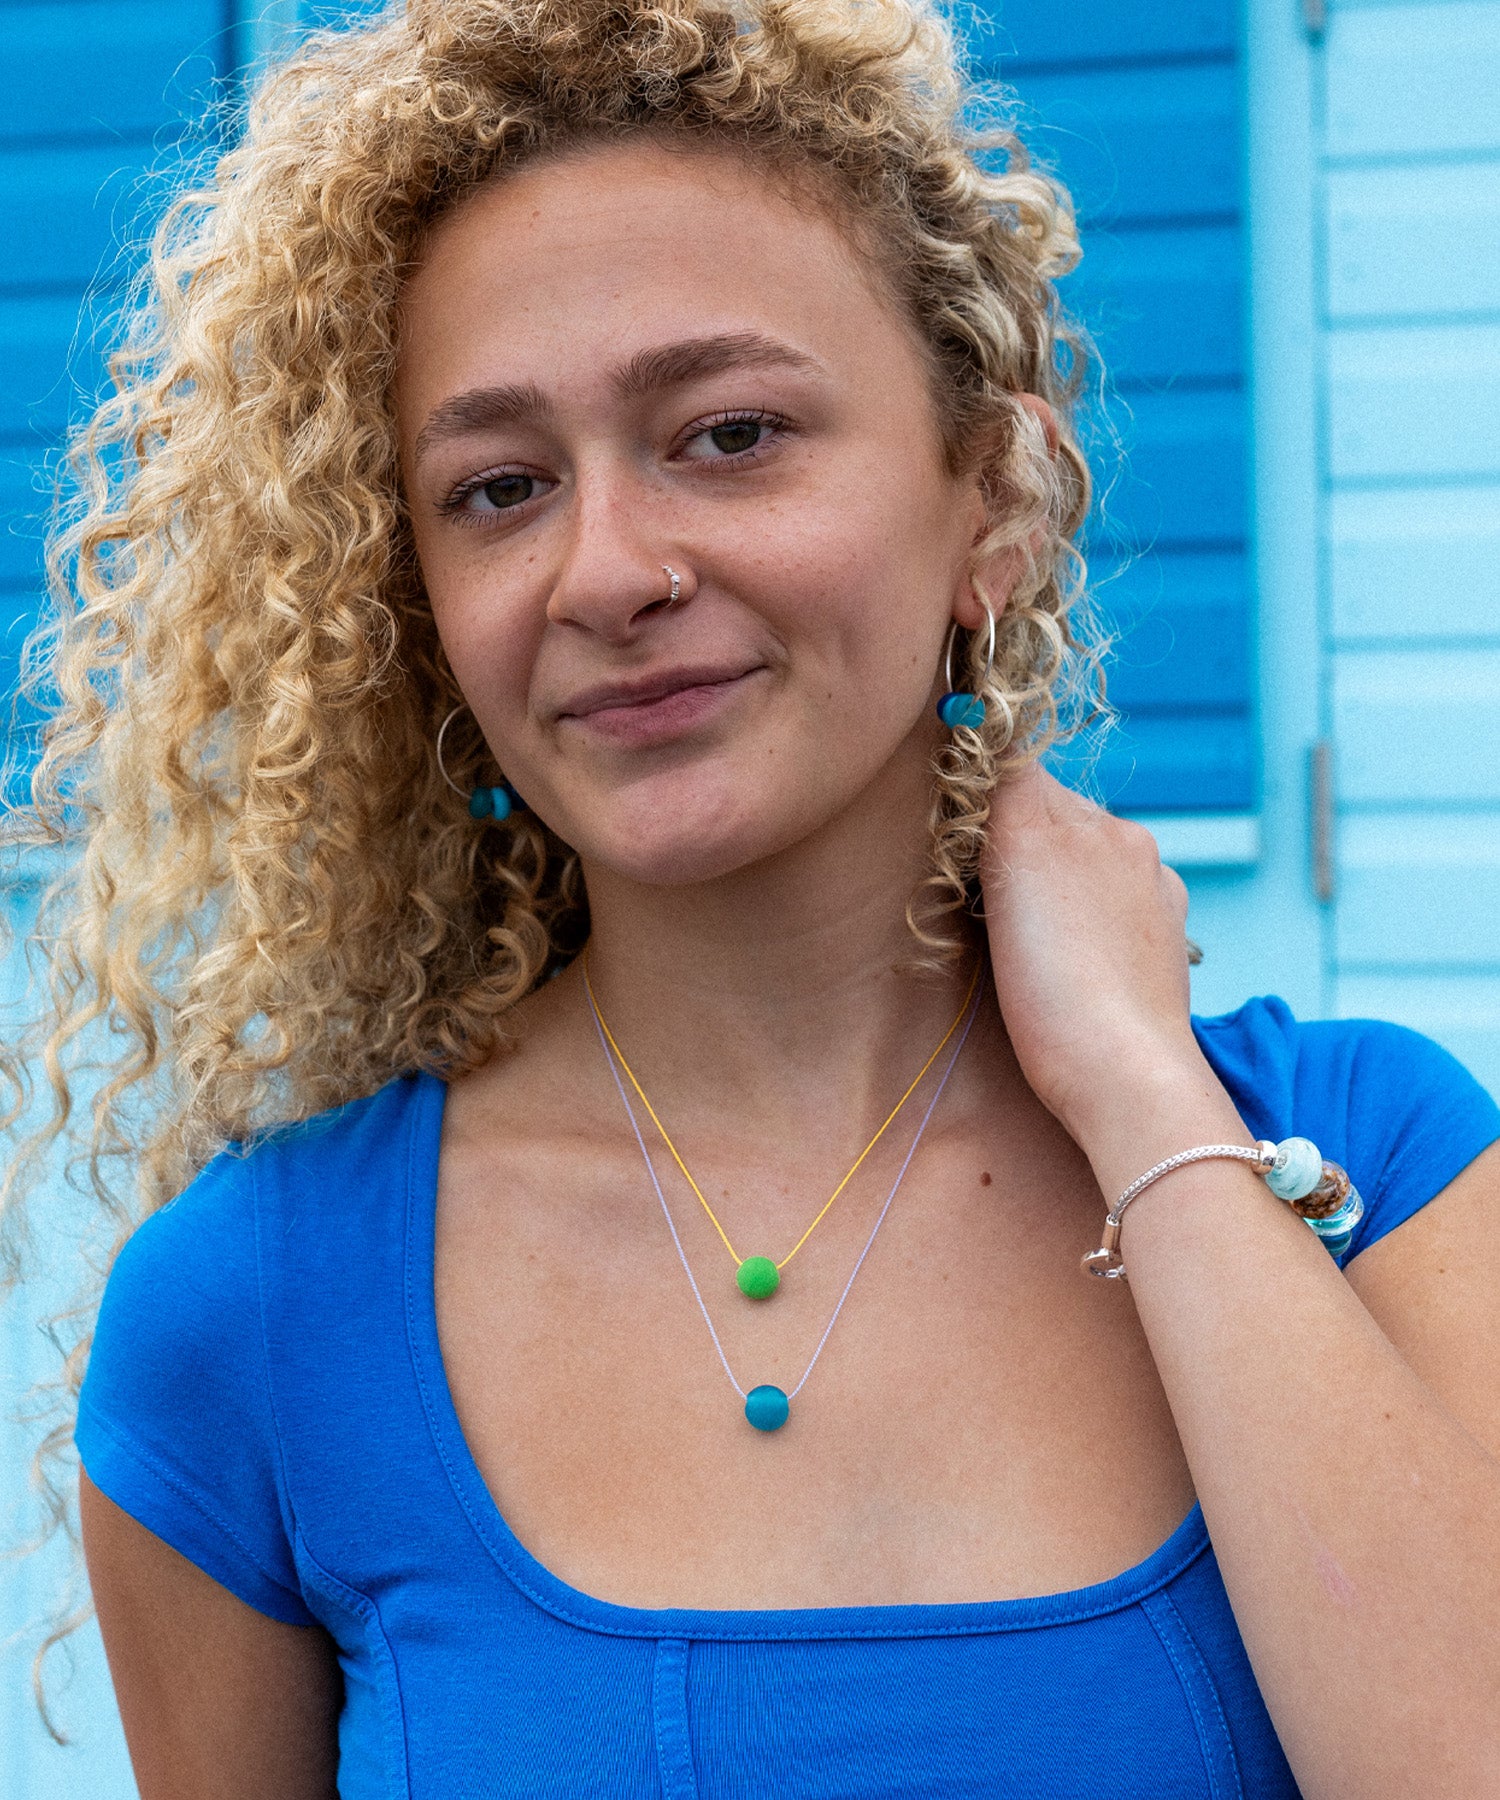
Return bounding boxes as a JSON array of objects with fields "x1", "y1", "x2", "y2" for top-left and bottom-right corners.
[
  {"x1": 298, "y1": 0, "x2": 391, "y2": 26},
  {"x1": 993, "y1": 62, "x2": 1242, "y2": 224},
  {"x1": 1053, "y1": 710, "x2": 1255, "y2": 811},
  {"x1": 1063, "y1": 222, "x2": 1243, "y2": 384},
  {"x1": 1328, "y1": 324, "x2": 1500, "y2": 485},
  {"x1": 1094, "y1": 550, "x2": 1253, "y2": 711},
  {"x1": 954, "y1": 0, "x2": 1235, "y2": 70},
  {"x1": 1327, "y1": 163, "x2": 1500, "y2": 322},
  {"x1": 0, "y1": 590, "x2": 44, "y2": 747},
  {"x1": 0, "y1": 141, "x2": 195, "y2": 291},
  {"x1": 0, "y1": 450, "x2": 51, "y2": 588},
  {"x1": 1336, "y1": 813, "x2": 1500, "y2": 969},
  {"x1": 1327, "y1": 3, "x2": 1500, "y2": 161},
  {"x1": 1335, "y1": 647, "x2": 1500, "y2": 805},
  {"x1": 1086, "y1": 386, "x2": 1247, "y2": 548},
  {"x1": 1330, "y1": 485, "x2": 1500, "y2": 644},
  {"x1": 1, "y1": 1, "x2": 227, "y2": 145},
  {"x1": 0, "y1": 292, "x2": 129, "y2": 440}
]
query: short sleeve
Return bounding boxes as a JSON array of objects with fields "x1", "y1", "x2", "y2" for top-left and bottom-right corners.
[
  {"x1": 1195, "y1": 996, "x2": 1500, "y2": 1266},
  {"x1": 1314, "y1": 1018, "x2": 1500, "y2": 1260},
  {"x1": 76, "y1": 1150, "x2": 315, "y2": 1626}
]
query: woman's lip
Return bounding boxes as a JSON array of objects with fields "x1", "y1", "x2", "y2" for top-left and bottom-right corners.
[
  {"x1": 562, "y1": 664, "x2": 761, "y2": 718},
  {"x1": 563, "y1": 669, "x2": 763, "y2": 746}
]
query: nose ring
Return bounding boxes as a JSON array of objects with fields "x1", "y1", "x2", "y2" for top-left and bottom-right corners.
[{"x1": 661, "y1": 564, "x2": 682, "y2": 608}]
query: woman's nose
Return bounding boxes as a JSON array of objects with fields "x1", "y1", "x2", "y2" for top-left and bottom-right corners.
[{"x1": 544, "y1": 466, "x2": 693, "y2": 642}]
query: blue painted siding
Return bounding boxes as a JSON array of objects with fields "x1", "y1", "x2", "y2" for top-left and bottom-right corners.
[
  {"x1": 1, "y1": 9, "x2": 237, "y2": 1794},
  {"x1": 961, "y1": 0, "x2": 1257, "y2": 815},
  {"x1": 0, "y1": 1, "x2": 234, "y2": 776},
  {"x1": 1320, "y1": 0, "x2": 1500, "y2": 1091}
]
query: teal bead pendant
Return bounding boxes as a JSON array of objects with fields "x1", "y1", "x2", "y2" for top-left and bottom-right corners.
[
  {"x1": 736, "y1": 1255, "x2": 780, "y2": 1299},
  {"x1": 745, "y1": 1385, "x2": 790, "y2": 1431}
]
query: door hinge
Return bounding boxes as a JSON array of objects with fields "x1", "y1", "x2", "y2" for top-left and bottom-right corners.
[
  {"x1": 1309, "y1": 740, "x2": 1336, "y2": 905},
  {"x1": 1303, "y1": 0, "x2": 1327, "y2": 42}
]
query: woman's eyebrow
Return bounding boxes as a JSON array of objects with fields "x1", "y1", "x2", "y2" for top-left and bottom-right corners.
[{"x1": 412, "y1": 330, "x2": 825, "y2": 465}]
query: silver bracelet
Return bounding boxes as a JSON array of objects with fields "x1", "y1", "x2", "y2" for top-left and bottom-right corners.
[{"x1": 1081, "y1": 1138, "x2": 1363, "y2": 1282}]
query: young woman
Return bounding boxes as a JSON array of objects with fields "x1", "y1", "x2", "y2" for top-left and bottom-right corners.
[{"x1": 10, "y1": 0, "x2": 1497, "y2": 1794}]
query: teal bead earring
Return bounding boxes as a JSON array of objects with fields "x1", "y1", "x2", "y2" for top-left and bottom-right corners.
[
  {"x1": 436, "y1": 706, "x2": 526, "y2": 822},
  {"x1": 935, "y1": 600, "x2": 997, "y2": 732}
]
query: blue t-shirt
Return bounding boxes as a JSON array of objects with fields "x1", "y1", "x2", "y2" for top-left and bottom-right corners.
[{"x1": 76, "y1": 997, "x2": 1499, "y2": 1798}]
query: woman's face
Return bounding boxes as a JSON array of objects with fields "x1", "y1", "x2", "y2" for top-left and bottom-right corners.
[{"x1": 397, "y1": 138, "x2": 992, "y2": 886}]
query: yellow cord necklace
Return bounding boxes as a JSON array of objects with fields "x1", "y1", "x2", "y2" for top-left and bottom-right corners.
[{"x1": 581, "y1": 951, "x2": 981, "y2": 1300}]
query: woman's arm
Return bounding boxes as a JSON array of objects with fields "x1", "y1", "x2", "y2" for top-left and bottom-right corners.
[
  {"x1": 80, "y1": 1469, "x2": 343, "y2": 1800},
  {"x1": 983, "y1": 766, "x2": 1500, "y2": 1800}
]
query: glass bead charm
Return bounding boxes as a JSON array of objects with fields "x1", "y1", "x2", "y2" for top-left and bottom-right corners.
[
  {"x1": 469, "y1": 784, "x2": 524, "y2": 821},
  {"x1": 744, "y1": 1385, "x2": 790, "y2": 1432},
  {"x1": 1265, "y1": 1136, "x2": 1324, "y2": 1201},
  {"x1": 936, "y1": 692, "x2": 986, "y2": 731},
  {"x1": 736, "y1": 1256, "x2": 780, "y2": 1299}
]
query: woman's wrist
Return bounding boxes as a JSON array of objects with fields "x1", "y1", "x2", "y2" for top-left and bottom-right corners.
[{"x1": 1060, "y1": 1042, "x2": 1252, "y2": 1207}]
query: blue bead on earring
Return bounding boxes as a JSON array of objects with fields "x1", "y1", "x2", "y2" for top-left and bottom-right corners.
[
  {"x1": 437, "y1": 706, "x2": 527, "y2": 822},
  {"x1": 467, "y1": 783, "x2": 524, "y2": 821},
  {"x1": 936, "y1": 601, "x2": 997, "y2": 733}
]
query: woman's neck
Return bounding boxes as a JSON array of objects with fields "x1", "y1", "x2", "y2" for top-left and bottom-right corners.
[{"x1": 563, "y1": 765, "x2": 1000, "y2": 1158}]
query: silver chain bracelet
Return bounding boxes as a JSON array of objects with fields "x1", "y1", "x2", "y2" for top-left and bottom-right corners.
[{"x1": 1082, "y1": 1138, "x2": 1363, "y2": 1281}]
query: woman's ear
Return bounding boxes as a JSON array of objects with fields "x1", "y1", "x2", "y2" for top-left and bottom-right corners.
[
  {"x1": 952, "y1": 392, "x2": 1059, "y2": 631},
  {"x1": 1015, "y1": 391, "x2": 1060, "y2": 454}
]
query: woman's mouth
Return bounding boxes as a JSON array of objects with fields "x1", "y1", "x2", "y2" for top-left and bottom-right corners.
[{"x1": 559, "y1": 666, "x2": 765, "y2": 748}]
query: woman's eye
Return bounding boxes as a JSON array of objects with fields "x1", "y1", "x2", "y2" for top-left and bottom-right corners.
[
  {"x1": 709, "y1": 419, "x2": 763, "y2": 455},
  {"x1": 439, "y1": 470, "x2": 551, "y2": 524},
  {"x1": 680, "y1": 414, "x2": 782, "y2": 462},
  {"x1": 471, "y1": 473, "x2": 539, "y2": 512}
]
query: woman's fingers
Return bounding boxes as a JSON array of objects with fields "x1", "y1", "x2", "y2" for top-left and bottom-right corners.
[{"x1": 979, "y1": 762, "x2": 1206, "y2": 1138}]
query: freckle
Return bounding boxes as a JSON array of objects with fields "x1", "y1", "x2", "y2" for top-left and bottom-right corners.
[{"x1": 980, "y1": 1171, "x2": 992, "y2": 1186}]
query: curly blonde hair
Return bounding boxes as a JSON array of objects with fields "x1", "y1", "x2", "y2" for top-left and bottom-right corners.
[{"x1": 2, "y1": 0, "x2": 1103, "y2": 1729}]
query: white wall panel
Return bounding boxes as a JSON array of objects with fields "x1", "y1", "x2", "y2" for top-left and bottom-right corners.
[
  {"x1": 1334, "y1": 971, "x2": 1500, "y2": 1097},
  {"x1": 1327, "y1": 162, "x2": 1500, "y2": 320},
  {"x1": 1335, "y1": 811, "x2": 1500, "y2": 965},
  {"x1": 1331, "y1": 485, "x2": 1500, "y2": 641},
  {"x1": 1327, "y1": 324, "x2": 1500, "y2": 482},
  {"x1": 1334, "y1": 646, "x2": 1500, "y2": 802},
  {"x1": 1327, "y1": 3, "x2": 1500, "y2": 160}
]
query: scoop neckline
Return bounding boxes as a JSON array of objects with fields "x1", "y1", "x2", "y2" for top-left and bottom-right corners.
[{"x1": 403, "y1": 1066, "x2": 1211, "y2": 1641}]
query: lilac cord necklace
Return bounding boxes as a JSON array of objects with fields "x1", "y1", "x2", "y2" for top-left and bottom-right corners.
[{"x1": 587, "y1": 979, "x2": 982, "y2": 1432}]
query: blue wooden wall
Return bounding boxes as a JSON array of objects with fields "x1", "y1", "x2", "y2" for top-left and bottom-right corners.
[
  {"x1": 959, "y1": 0, "x2": 1257, "y2": 819},
  {"x1": 0, "y1": 2, "x2": 235, "y2": 746},
  {"x1": 1, "y1": 8, "x2": 236, "y2": 1793},
  {"x1": 1320, "y1": 0, "x2": 1500, "y2": 1093}
]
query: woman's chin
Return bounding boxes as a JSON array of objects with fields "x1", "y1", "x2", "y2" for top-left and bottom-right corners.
[
  {"x1": 562, "y1": 786, "x2": 820, "y2": 891},
  {"x1": 581, "y1": 821, "x2": 777, "y2": 890}
]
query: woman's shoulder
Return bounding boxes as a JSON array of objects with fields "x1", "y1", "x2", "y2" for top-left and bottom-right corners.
[
  {"x1": 129, "y1": 1065, "x2": 437, "y2": 1247},
  {"x1": 76, "y1": 1067, "x2": 439, "y2": 1623},
  {"x1": 1193, "y1": 995, "x2": 1500, "y2": 1261}
]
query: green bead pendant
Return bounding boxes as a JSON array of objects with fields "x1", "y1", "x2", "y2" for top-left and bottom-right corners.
[{"x1": 736, "y1": 1255, "x2": 780, "y2": 1299}]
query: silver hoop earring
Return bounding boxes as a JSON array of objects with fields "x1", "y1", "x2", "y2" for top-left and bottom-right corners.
[
  {"x1": 661, "y1": 564, "x2": 682, "y2": 608},
  {"x1": 436, "y1": 704, "x2": 526, "y2": 823},
  {"x1": 936, "y1": 601, "x2": 997, "y2": 733}
]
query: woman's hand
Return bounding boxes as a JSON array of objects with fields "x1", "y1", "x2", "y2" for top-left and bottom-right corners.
[{"x1": 979, "y1": 763, "x2": 1231, "y2": 1164}]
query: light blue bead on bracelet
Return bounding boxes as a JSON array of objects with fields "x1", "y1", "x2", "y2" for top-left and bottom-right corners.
[
  {"x1": 1305, "y1": 1188, "x2": 1364, "y2": 1249},
  {"x1": 1264, "y1": 1136, "x2": 1324, "y2": 1201}
]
